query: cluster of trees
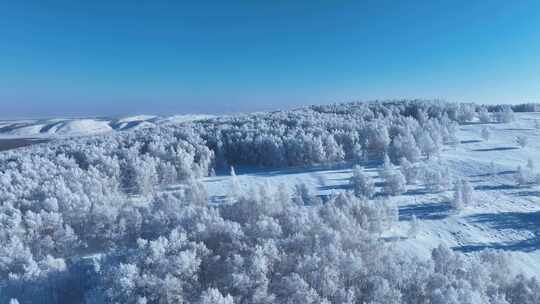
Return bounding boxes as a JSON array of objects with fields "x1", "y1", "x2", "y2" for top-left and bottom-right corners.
[
  {"x1": 451, "y1": 179, "x2": 475, "y2": 210},
  {"x1": 6, "y1": 184, "x2": 538, "y2": 303},
  {"x1": 0, "y1": 100, "x2": 538, "y2": 303},
  {"x1": 395, "y1": 157, "x2": 452, "y2": 193},
  {"x1": 349, "y1": 156, "x2": 454, "y2": 200},
  {"x1": 349, "y1": 166, "x2": 376, "y2": 198},
  {"x1": 193, "y1": 100, "x2": 530, "y2": 170},
  {"x1": 506, "y1": 103, "x2": 540, "y2": 113},
  {"x1": 515, "y1": 158, "x2": 540, "y2": 186},
  {"x1": 196, "y1": 101, "x2": 462, "y2": 169},
  {"x1": 0, "y1": 126, "x2": 213, "y2": 285}
]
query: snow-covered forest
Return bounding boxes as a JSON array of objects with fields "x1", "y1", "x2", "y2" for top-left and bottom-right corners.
[{"x1": 2, "y1": 100, "x2": 540, "y2": 303}]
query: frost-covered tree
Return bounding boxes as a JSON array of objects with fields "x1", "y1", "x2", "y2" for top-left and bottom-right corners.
[
  {"x1": 489, "y1": 161, "x2": 497, "y2": 177},
  {"x1": 198, "y1": 288, "x2": 234, "y2": 304},
  {"x1": 369, "y1": 124, "x2": 391, "y2": 156},
  {"x1": 157, "y1": 161, "x2": 178, "y2": 186},
  {"x1": 422, "y1": 166, "x2": 448, "y2": 193},
  {"x1": 441, "y1": 166, "x2": 452, "y2": 191},
  {"x1": 416, "y1": 162, "x2": 451, "y2": 193},
  {"x1": 184, "y1": 179, "x2": 209, "y2": 206},
  {"x1": 120, "y1": 150, "x2": 159, "y2": 195},
  {"x1": 535, "y1": 173, "x2": 540, "y2": 185},
  {"x1": 323, "y1": 134, "x2": 345, "y2": 163},
  {"x1": 293, "y1": 182, "x2": 322, "y2": 206},
  {"x1": 399, "y1": 157, "x2": 417, "y2": 184},
  {"x1": 516, "y1": 136, "x2": 528, "y2": 148},
  {"x1": 391, "y1": 132, "x2": 421, "y2": 163},
  {"x1": 352, "y1": 143, "x2": 364, "y2": 164},
  {"x1": 417, "y1": 132, "x2": 440, "y2": 159},
  {"x1": 382, "y1": 153, "x2": 393, "y2": 170},
  {"x1": 451, "y1": 179, "x2": 474, "y2": 210},
  {"x1": 451, "y1": 181, "x2": 464, "y2": 211},
  {"x1": 350, "y1": 165, "x2": 375, "y2": 198},
  {"x1": 408, "y1": 215, "x2": 419, "y2": 239},
  {"x1": 478, "y1": 107, "x2": 491, "y2": 123},
  {"x1": 494, "y1": 106, "x2": 515, "y2": 123},
  {"x1": 461, "y1": 179, "x2": 474, "y2": 206},
  {"x1": 527, "y1": 158, "x2": 535, "y2": 172},
  {"x1": 481, "y1": 127, "x2": 490, "y2": 141},
  {"x1": 230, "y1": 166, "x2": 241, "y2": 198},
  {"x1": 382, "y1": 170, "x2": 406, "y2": 196},
  {"x1": 416, "y1": 108, "x2": 429, "y2": 125},
  {"x1": 515, "y1": 166, "x2": 529, "y2": 186},
  {"x1": 457, "y1": 103, "x2": 476, "y2": 123}
]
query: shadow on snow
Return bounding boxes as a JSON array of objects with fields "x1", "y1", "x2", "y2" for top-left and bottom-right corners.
[
  {"x1": 512, "y1": 190, "x2": 540, "y2": 197},
  {"x1": 456, "y1": 211, "x2": 540, "y2": 253},
  {"x1": 471, "y1": 147, "x2": 519, "y2": 152},
  {"x1": 318, "y1": 184, "x2": 351, "y2": 191},
  {"x1": 213, "y1": 159, "x2": 386, "y2": 178},
  {"x1": 460, "y1": 139, "x2": 482, "y2": 144},
  {"x1": 399, "y1": 202, "x2": 452, "y2": 221},
  {"x1": 474, "y1": 184, "x2": 516, "y2": 191},
  {"x1": 469, "y1": 170, "x2": 516, "y2": 178}
]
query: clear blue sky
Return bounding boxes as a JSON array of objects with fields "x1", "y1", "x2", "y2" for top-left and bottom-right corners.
[{"x1": 2, "y1": 1, "x2": 540, "y2": 118}]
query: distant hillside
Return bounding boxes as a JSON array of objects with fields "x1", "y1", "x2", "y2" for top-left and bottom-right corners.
[{"x1": 0, "y1": 114, "x2": 214, "y2": 139}]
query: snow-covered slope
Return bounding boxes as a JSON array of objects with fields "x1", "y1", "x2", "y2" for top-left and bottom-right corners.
[{"x1": 0, "y1": 114, "x2": 214, "y2": 138}]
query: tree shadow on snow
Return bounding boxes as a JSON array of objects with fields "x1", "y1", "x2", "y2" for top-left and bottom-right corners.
[
  {"x1": 468, "y1": 179, "x2": 484, "y2": 184},
  {"x1": 210, "y1": 195, "x2": 228, "y2": 204},
  {"x1": 217, "y1": 159, "x2": 386, "y2": 178},
  {"x1": 502, "y1": 128, "x2": 535, "y2": 131},
  {"x1": 460, "y1": 139, "x2": 482, "y2": 144},
  {"x1": 455, "y1": 238, "x2": 540, "y2": 253},
  {"x1": 204, "y1": 178, "x2": 228, "y2": 183},
  {"x1": 374, "y1": 181, "x2": 385, "y2": 188},
  {"x1": 468, "y1": 211, "x2": 540, "y2": 231},
  {"x1": 456, "y1": 211, "x2": 540, "y2": 253},
  {"x1": 328, "y1": 177, "x2": 353, "y2": 182},
  {"x1": 248, "y1": 163, "x2": 353, "y2": 177},
  {"x1": 513, "y1": 190, "x2": 540, "y2": 197},
  {"x1": 402, "y1": 188, "x2": 432, "y2": 196},
  {"x1": 469, "y1": 170, "x2": 516, "y2": 178},
  {"x1": 474, "y1": 184, "x2": 516, "y2": 191},
  {"x1": 460, "y1": 121, "x2": 498, "y2": 126},
  {"x1": 471, "y1": 147, "x2": 519, "y2": 152},
  {"x1": 399, "y1": 202, "x2": 452, "y2": 221},
  {"x1": 318, "y1": 184, "x2": 351, "y2": 191}
]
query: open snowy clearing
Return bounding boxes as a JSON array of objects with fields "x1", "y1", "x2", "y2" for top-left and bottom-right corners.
[{"x1": 202, "y1": 112, "x2": 540, "y2": 276}]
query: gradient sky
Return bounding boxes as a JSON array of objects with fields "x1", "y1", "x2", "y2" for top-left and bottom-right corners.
[{"x1": 2, "y1": 1, "x2": 540, "y2": 118}]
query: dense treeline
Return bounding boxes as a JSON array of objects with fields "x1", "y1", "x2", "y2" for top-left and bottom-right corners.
[
  {"x1": 196, "y1": 100, "x2": 461, "y2": 168},
  {"x1": 0, "y1": 100, "x2": 538, "y2": 303}
]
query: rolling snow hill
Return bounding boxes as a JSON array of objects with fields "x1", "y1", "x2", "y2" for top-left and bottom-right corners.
[{"x1": 0, "y1": 114, "x2": 214, "y2": 139}]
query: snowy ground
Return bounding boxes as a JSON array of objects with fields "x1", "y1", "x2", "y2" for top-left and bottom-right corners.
[{"x1": 202, "y1": 113, "x2": 540, "y2": 276}]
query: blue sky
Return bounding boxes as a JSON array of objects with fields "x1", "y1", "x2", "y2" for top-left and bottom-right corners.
[{"x1": 2, "y1": 1, "x2": 540, "y2": 118}]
